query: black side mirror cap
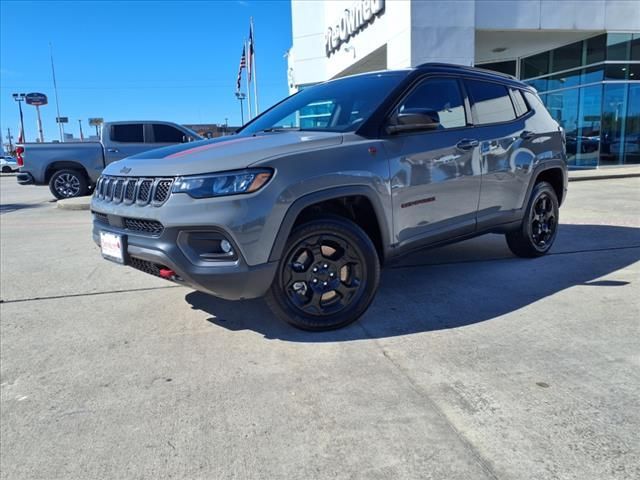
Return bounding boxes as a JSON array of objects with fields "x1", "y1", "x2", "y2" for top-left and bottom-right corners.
[{"x1": 386, "y1": 108, "x2": 441, "y2": 135}]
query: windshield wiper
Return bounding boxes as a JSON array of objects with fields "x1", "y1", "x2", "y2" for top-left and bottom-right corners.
[{"x1": 259, "y1": 127, "x2": 301, "y2": 133}]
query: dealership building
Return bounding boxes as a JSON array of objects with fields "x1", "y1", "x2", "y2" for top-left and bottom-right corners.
[{"x1": 287, "y1": 0, "x2": 640, "y2": 168}]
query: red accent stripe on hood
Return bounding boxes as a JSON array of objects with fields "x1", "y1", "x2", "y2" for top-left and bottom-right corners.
[{"x1": 166, "y1": 136, "x2": 257, "y2": 159}]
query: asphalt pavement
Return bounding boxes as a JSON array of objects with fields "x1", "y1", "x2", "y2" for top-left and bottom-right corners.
[{"x1": 1, "y1": 175, "x2": 639, "y2": 480}]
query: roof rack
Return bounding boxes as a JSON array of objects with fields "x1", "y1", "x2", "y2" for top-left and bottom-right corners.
[{"x1": 416, "y1": 62, "x2": 518, "y2": 80}]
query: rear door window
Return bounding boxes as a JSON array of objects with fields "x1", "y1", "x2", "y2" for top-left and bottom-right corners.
[
  {"x1": 110, "y1": 124, "x2": 144, "y2": 143},
  {"x1": 465, "y1": 80, "x2": 517, "y2": 125},
  {"x1": 151, "y1": 124, "x2": 186, "y2": 143},
  {"x1": 398, "y1": 77, "x2": 467, "y2": 129}
]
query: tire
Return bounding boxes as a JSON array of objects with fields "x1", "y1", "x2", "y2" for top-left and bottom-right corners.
[
  {"x1": 265, "y1": 216, "x2": 381, "y2": 331},
  {"x1": 506, "y1": 181, "x2": 559, "y2": 258},
  {"x1": 1, "y1": 166, "x2": 11, "y2": 173},
  {"x1": 49, "y1": 169, "x2": 89, "y2": 199}
]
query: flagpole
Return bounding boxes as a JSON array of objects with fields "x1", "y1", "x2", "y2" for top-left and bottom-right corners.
[
  {"x1": 251, "y1": 17, "x2": 259, "y2": 115},
  {"x1": 245, "y1": 40, "x2": 253, "y2": 120}
]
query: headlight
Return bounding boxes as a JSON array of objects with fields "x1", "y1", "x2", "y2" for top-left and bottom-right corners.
[{"x1": 172, "y1": 169, "x2": 273, "y2": 199}]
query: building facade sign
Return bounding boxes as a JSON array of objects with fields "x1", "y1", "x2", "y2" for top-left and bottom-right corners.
[{"x1": 325, "y1": 0, "x2": 385, "y2": 57}]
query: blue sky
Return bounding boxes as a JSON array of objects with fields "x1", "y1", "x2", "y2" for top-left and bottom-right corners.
[{"x1": 0, "y1": 0, "x2": 292, "y2": 143}]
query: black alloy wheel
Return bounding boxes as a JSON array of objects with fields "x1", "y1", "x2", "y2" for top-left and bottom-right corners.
[
  {"x1": 506, "y1": 181, "x2": 559, "y2": 258},
  {"x1": 266, "y1": 216, "x2": 380, "y2": 331},
  {"x1": 49, "y1": 169, "x2": 89, "y2": 200}
]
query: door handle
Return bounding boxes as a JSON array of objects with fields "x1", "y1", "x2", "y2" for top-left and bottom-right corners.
[
  {"x1": 107, "y1": 148, "x2": 120, "y2": 153},
  {"x1": 520, "y1": 130, "x2": 535, "y2": 140},
  {"x1": 456, "y1": 139, "x2": 479, "y2": 150}
]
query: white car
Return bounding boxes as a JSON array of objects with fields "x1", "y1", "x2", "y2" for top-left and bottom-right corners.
[{"x1": 0, "y1": 155, "x2": 19, "y2": 173}]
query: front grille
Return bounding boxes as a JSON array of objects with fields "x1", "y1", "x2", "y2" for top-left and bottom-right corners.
[
  {"x1": 92, "y1": 211, "x2": 164, "y2": 237},
  {"x1": 153, "y1": 180, "x2": 172, "y2": 203},
  {"x1": 93, "y1": 211, "x2": 108, "y2": 225},
  {"x1": 124, "y1": 180, "x2": 136, "y2": 202},
  {"x1": 123, "y1": 218, "x2": 164, "y2": 235},
  {"x1": 137, "y1": 180, "x2": 153, "y2": 204},
  {"x1": 95, "y1": 176, "x2": 173, "y2": 206},
  {"x1": 113, "y1": 179, "x2": 124, "y2": 202},
  {"x1": 129, "y1": 257, "x2": 163, "y2": 277}
]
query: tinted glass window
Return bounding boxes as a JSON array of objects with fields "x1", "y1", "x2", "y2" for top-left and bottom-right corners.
[
  {"x1": 607, "y1": 33, "x2": 631, "y2": 61},
  {"x1": 398, "y1": 78, "x2": 466, "y2": 129},
  {"x1": 478, "y1": 60, "x2": 516, "y2": 76},
  {"x1": 521, "y1": 52, "x2": 550, "y2": 79},
  {"x1": 111, "y1": 124, "x2": 143, "y2": 143},
  {"x1": 152, "y1": 124, "x2": 185, "y2": 143},
  {"x1": 465, "y1": 80, "x2": 516, "y2": 124},
  {"x1": 510, "y1": 89, "x2": 529, "y2": 117},
  {"x1": 586, "y1": 34, "x2": 606, "y2": 64},
  {"x1": 552, "y1": 41, "x2": 583, "y2": 72}
]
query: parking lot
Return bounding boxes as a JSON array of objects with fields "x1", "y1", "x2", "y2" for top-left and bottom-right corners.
[{"x1": 1, "y1": 174, "x2": 639, "y2": 480}]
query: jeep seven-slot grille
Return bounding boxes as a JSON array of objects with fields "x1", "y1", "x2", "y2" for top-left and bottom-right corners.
[{"x1": 95, "y1": 176, "x2": 173, "y2": 205}]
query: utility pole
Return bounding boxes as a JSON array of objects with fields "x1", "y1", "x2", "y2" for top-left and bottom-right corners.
[
  {"x1": 12, "y1": 93, "x2": 26, "y2": 142},
  {"x1": 235, "y1": 92, "x2": 246, "y2": 125}
]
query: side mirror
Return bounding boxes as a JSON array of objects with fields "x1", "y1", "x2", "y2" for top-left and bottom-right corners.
[{"x1": 386, "y1": 108, "x2": 441, "y2": 134}]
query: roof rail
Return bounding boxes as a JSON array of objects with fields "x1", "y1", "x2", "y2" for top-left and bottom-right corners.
[{"x1": 416, "y1": 62, "x2": 518, "y2": 80}]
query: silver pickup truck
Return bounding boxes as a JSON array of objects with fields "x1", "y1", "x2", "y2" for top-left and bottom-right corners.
[{"x1": 16, "y1": 121, "x2": 201, "y2": 199}]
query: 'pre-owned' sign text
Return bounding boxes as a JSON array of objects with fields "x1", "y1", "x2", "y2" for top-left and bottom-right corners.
[{"x1": 325, "y1": 0, "x2": 385, "y2": 57}]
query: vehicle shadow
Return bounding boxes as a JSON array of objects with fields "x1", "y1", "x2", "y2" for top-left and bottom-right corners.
[{"x1": 185, "y1": 224, "x2": 640, "y2": 342}]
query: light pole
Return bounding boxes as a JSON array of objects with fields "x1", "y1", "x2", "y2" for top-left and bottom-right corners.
[
  {"x1": 235, "y1": 92, "x2": 246, "y2": 125},
  {"x1": 12, "y1": 93, "x2": 26, "y2": 142},
  {"x1": 78, "y1": 119, "x2": 84, "y2": 141},
  {"x1": 6, "y1": 128, "x2": 13, "y2": 152}
]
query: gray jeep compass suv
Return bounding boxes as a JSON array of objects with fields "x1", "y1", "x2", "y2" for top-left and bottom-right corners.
[{"x1": 92, "y1": 63, "x2": 567, "y2": 331}]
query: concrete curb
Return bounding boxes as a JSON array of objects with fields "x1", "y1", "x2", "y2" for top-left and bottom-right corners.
[
  {"x1": 57, "y1": 196, "x2": 91, "y2": 211},
  {"x1": 568, "y1": 171, "x2": 640, "y2": 182}
]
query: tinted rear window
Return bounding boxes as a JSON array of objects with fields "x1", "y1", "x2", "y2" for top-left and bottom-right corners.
[
  {"x1": 510, "y1": 89, "x2": 530, "y2": 117},
  {"x1": 152, "y1": 124, "x2": 185, "y2": 143},
  {"x1": 465, "y1": 80, "x2": 516, "y2": 125},
  {"x1": 111, "y1": 124, "x2": 144, "y2": 143}
]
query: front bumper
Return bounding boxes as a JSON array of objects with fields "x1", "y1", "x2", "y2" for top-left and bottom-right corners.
[{"x1": 92, "y1": 221, "x2": 278, "y2": 301}]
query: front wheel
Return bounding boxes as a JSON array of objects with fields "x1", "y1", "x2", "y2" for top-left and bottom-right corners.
[
  {"x1": 506, "y1": 181, "x2": 559, "y2": 258},
  {"x1": 49, "y1": 169, "x2": 89, "y2": 199},
  {"x1": 265, "y1": 216, "x2": 380, "y2": 331}
]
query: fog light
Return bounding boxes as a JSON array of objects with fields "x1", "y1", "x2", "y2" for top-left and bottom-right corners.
[{"x1": 220, "y1": 239, "x2": 232, "y2": 254}]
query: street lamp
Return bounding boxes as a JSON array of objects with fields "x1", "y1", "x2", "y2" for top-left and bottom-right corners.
[
  {"x1": 12, "y1": 93, "x2": 26, "y2": 142},
  {"x1": 235, "y1": 92, "x2": 246, "y2": 125}
]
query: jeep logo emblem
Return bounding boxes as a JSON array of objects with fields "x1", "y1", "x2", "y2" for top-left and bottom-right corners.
[{"x1": 120, "y1": 166, "x2": 131, "y2": 174}]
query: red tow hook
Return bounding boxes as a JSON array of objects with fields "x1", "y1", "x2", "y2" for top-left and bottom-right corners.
[{"x1": 159, "y1": 268, "x2": 176, "y2": 280}]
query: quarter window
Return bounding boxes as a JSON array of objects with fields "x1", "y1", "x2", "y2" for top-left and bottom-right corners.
[
  {"x1": 398, "y1": 78, "x2": 467, "y2": 129},
  {"x1": 465, "y1": 80, "x2": 516, "y2": 125},
  {"x1": 152, "y1": 124, "x2": 186, "y2": 143},
  {"x1": 111, "y1": 124, "x2": 144, "y2": 143},
  {"x1": 510, "y1": 89, "x2": 529, "y2": 117}
]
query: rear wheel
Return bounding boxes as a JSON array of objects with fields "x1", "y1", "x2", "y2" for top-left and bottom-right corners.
[
  {"x1": 49, "y1": 169, "x2": 89, "y2": 199},
  {"x1": 506, "y1": 181, "x2": 559, "y2": 258},
  {"x1": 266, "y1": 216, "x2": 380, "y2": 331},
  {"x1": 1, "y1": 166, "x2": 12, "y2": 173}
]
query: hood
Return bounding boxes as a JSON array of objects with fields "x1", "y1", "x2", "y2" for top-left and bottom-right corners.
[{"x1": 102, "y1": 131, "x2": 343, "y2": 177}]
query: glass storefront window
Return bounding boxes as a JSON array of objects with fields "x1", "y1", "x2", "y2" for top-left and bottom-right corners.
[
  {"x1": 521, "y1": 52, "x2": 550, "y2": 79},
  {"x1": 586, "y1": 34, "x2": 606, "y2": 64},
  {"x1": 632, "y1": 33, "x2": 640, "y2": 61},
  {"x1": 607, "y1": 33, "x2": 632, "y2": 61},
  {"x1": 547, "y1": 69, "x2": 582, "y2": 90},
  {"x1": 546, "y1": 89, "x2": 579, "y2": 165},
  {"x1": 477, "y1": 60, "x2": 516, "y2": 76},
  {"x1": 623, "y1": 84, "x2": 640, "y2": 164},
  {"x1": 575, "y1": 85, "x2": 602, "y2": 167},
  {"x1": 601, "y1": 84, "x2": 629, "y2": 165},
  {"x1": 552, "y1": 41, "x2": 583, "y2": 72},
  {"x1": 582, "y1": 66, "x2": 604, "y2": 84}
]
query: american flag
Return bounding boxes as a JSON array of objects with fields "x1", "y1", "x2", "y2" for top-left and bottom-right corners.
[
  {"x1": 236, "y1": 46, "x2": 246, "y2": 93},
  {"x1": 247, "y1": 22, "x2": 254, "y2": 81}
]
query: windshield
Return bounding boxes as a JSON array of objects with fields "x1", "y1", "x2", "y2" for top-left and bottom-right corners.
[{"x1": 240, "y1": 71, "x2": 408, "y2": 134}]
